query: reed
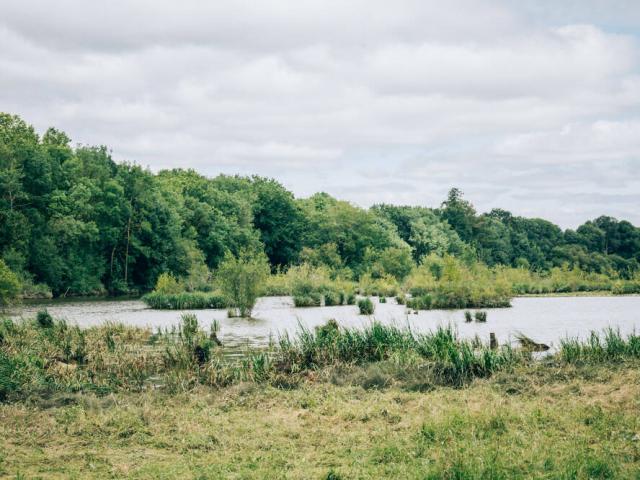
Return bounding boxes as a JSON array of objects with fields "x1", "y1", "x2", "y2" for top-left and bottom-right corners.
[
  {"x1": 560, "y1": 328, "x2": 640, "y2": 363},
  {"x1": 142, "y1": 291, "x2": 228, "y2": 309},
  {"x1": 357, "y1": 298, "x2": 375, "y2": 315}
]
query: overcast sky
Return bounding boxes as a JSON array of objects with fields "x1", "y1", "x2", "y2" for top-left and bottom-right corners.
[{"x1": 1, "y1": 0, "x2": 639, "y2": 228}]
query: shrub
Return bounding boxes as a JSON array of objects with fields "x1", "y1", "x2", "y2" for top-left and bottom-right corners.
[
  {"x1": 262, "y1": 272, "x2": 292, "y2": 296},
  {"x1": 0, "y1": 260, "x2": 21, "y2": 308},
  {"x1": 323, "y1": 290, "x2": 341, "y2": 306},
  {"x1": 153, "y1": 272, "x2": 182, "y2": 294},
  {"x1": 216, "y1": 250, "x2": 270, "y2": 317},
  {"x1": 612, "y1": 281, "x2": 640, "y2": 295},
  {"x1": 293, "y1": 293, "x2": 322, "y2": 307},
  {"x1": 358, "y1": 298, "x2": 375, "y2": 315}
]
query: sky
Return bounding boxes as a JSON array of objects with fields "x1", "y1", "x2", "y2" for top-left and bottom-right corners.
[{"x1": 1, "y1": 0, "x2": 639, "y2": 229}]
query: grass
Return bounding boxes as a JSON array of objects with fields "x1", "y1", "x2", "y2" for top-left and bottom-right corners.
[
  {"x1": 141, "y1": 291, "x2": 228, "y2": 309},
  {"x1": 2, "y1": 314, "x2": 640, "y2": 477},
  {"x1": 357, "y1": 297, "x2": 375, "y2": 315},
  {"x1": 1, "y1": 358, "x2": 639, "y2": 478},
  {"x1": 559, "y1": 328, "x2": 640, "y2": 363}
]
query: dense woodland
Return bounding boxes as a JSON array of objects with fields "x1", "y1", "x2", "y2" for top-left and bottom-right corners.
[{"x1": 1, "y1": 112, "x2": 640, "y2": 298}]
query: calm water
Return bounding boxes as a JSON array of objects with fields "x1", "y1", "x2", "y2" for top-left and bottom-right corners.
[{"x1": 9, "y1": 295, "x2": 640, "y2": 351}]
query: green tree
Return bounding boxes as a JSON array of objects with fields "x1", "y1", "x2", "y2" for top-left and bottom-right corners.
[
  {"x1": 250, "y1": 177, "x2": 305, "y2": 268},
  {"x1": 440, "y1": 188, "x2": 476, "y2": 243},
  {"x1": 216, "y1": 250, "x2": 270, "y2": 317},
  {"x1": 375, "y1": 247, "x2": 415, "y2": 281},
  {"x1": 0, "y1": 259, "x2": 21, "y2": 308}
]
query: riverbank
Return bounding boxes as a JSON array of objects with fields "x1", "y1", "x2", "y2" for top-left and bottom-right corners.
[{"x1": 1, "y1": 359, "x2": 639, "y2": 478}]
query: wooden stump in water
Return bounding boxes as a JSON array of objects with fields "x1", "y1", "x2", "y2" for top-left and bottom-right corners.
[{"x1": 490, "y1": 332, "x2": 497, "y2": 350}]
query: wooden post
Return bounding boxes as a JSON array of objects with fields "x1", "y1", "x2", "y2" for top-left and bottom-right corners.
[{"x1": 490, "y1": 332, "x2": 497, "y2": 350}]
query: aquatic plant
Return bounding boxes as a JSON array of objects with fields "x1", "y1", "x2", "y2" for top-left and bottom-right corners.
[
  {"x1": 36, "y1": 310, "x2": 54, "y2": 329},
  {"x1": 293, "y1": 293, "x2": 322, "y2": 307},
  {"x1": 560, "y1": 328, "x2": 640, "y2": 363},
  {"x1": 142, "y1": 291, "x2": 228, "y2": 309},
  {"x1": 474, "y1": 311, "x2": 487, "y2": 322},
  {"x1": 358, "y1": 298, "x2": 375, "y2": 315}
]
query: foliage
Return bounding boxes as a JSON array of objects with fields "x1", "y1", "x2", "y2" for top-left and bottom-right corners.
[
  {"x1": 405, "y1": 255, "x2": 512, "y2": 310},
  {"x1": 2, "y1": 113, "x2": 640, "y2": 301},
  {"x1": 153, "y1": 272, "x2": 182, "y2": 294},
  {"x1": 0, "y1": 259, "x2": 21, "y2": 308},
  {"x1": 357, "y1": 298, "x2": 375, "y2": 315},
  {"x1": 216, "y1": 250, "x2": 270, "y2": 317},
  {"x1": 142, "y1": 291, "x2": 228, "y2": 309}
]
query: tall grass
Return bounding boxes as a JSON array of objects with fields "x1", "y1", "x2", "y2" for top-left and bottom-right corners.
[
  {"x1": 277, "y1": 322, "x2": 521, "y2": 386},
  {"x1": 142, "y1": 291, "x2": 228, "y2": 309},
  {"x1": 559, "y1": 328, "x2": 640, "y2": 363},
  {"x1": 3, "y1": 311, "x2": 640, "y2": 402}
]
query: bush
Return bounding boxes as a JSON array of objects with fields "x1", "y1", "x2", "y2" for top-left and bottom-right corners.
[
  {"x1": 262, "y1": 272, "x2": 292, "y2": 296},
  {"x1": 323, "y1": 290, "x2": 341, "y2": 306},
  {"x1": 142, "y1": 291, "x2": 227, "y2": 309},
  {"x1": 358, "y1": 298, "x2": 375, "y2": 315},
  {"x1": 0, "y1": 260, "x2": 21, "y2": 308},
  {"x1": 612, "y1": 281, "x2": 640, "y2": 295},
  {"x1": 216, "y1": 250, "x2": 270, "y2": 317},
  {"x1": 293, "y1": 293, "x2": 322, "y2": 307}
]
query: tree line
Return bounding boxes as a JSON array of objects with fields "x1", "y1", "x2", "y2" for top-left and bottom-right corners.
[{"x1": 1, "y1": 112, "x2": 639, "y2": 299}]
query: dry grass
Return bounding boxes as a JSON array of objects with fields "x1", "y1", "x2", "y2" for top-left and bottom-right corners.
[{"x1": 1, "y1": 362, "x2": 639, "y2": 479}]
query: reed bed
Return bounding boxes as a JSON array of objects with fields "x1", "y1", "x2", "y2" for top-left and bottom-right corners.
[{"x1": 142, "y1": 291, "x2": 228, "y2": 309}]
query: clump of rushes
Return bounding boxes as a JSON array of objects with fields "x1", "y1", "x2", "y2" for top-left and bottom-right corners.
[
  {"x1": 464, "y1": 311, "x2": 473, "y2": 323},
  {"x1": 560, "y1": 328, "x2": 640, "y2": 363},
  {"x1": 36, "y1": 309, "x2": 54, "y2": 329},
  {"x1": 358, "y1": 298, "x2": 375, "y2": 315},
  {"x1": 142, "y1": 291, "x2": 228, "y2": 309},
  {"x1": 474, "y1": 311, "x2": 487, "y2": 322},
  {"x1": 379, "y1": 297, "x2": 387, "y2": 304},
  {"x1": 323, "y1": 290, "x2": 341, "y2": 306},
  {"x1": 395, "y1": 294, "x2": 406, "y2": 305},
  {"x1": 293, "y1": 292, "x2": 322, "y2": 307}
]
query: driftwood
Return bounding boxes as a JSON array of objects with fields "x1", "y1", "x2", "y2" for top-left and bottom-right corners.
[{"x1": 515, "y1": 333, "x2": 550, "y2": 352}]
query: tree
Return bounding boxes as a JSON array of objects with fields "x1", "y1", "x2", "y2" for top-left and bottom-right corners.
[
  {"x1": 440, "y1": 188, "x2": 476, "y2": 243},
  {"x1": 375, "y1": 247, "x2": 415, "y2": 281},
  {"x1": 250, "y1": 177, "x2": 305, "y2": 268},
  {"x1": 0, "y1": 259, "x2": 21, "y2": 308},
  {"x1": 216, "y1": 250, "x2": 269, "y2": 317}
]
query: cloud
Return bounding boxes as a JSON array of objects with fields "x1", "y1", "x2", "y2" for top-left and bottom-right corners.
[{"x1": 0, "y1": 0, "x2": 639, "y2": 228}]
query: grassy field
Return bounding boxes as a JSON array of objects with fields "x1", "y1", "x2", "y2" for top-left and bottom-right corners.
[
  {"x1": 1, "y1": 315, "x2": 640, "y2": 479},
  {"x1": 1, "y1": 360, "x2": 639, "y2": 479}
]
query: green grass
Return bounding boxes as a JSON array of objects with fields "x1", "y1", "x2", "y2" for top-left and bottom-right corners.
[
  {"x1": 1, "y1": 359, "x2": 639, "y2": 478},
  {"x1": 2, "y1": 314, "x2": 640, "y2": 478},
  {"x1": 559, "y1": 328, "x2": 640, "y2": 363},
  {"x1": 357, "y1": 297, "x2": 375, "y2": 315},
  {"x1": 142, "y1": 291, "x2": 228, "y2": 309}
]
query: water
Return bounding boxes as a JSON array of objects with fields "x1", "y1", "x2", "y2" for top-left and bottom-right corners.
[{"x1": 9, "y1": 295, "x2": 640, "y2": 352}]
